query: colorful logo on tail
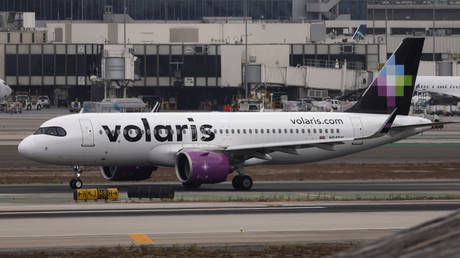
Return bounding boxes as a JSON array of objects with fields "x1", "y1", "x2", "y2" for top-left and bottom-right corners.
[{"x1": 372, "y1": 55, "x2": 412, "y2": 107}]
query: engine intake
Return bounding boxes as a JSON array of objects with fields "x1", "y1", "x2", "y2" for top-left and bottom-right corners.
[
  {"x1": 175, "y1": 151, "x2": 230, "y2": 185},
  {"x1": 100, "y1": 166, "x2": 156, "y2": 181}
]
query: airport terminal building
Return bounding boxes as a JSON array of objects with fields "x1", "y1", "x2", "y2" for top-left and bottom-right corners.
[{"x1": 1, "y1": 0, "x2": 460, "y2": 109}]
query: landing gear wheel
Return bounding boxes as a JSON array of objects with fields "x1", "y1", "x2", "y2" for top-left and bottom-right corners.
[
  {"x1": 69, "y1": 179, "x2": 76, "y2": 189},
  {"x1": 74, "y1": 179, "x2": 83, "y2": 189},
  {"x1": 69, "y1": 179, "x2": 83, "y2": 189},
  {"x1": 232, "y1": 175, "x2": 253, "y2": 190},
  {"x1": 232, "y1": 176, "x2": 242, "y2": 189},
  {"x1": 240, "y1": 175, "x2": 253, "y2": 190},
  {"x1": 182, "y1": 182, "x2": 201, "y2": 189},
  {"x1": 69, "y1": 165, "x2": 84, "y2": 190}
]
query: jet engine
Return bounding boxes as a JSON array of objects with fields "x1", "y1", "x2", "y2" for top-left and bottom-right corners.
[
  {"x1": 175, "y1": 151, "x2": 230, "y2": 186},
  {"x1": 100, "y1": 166, "x2": 157, "y2": 181}
]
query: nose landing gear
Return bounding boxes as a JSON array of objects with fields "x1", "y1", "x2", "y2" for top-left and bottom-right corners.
[{"x1": 69, "y1": 165, "x2": 83, "y2": 189}]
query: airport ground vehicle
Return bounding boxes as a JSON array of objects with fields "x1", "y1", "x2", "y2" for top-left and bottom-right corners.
[
  {"x1": 15, "y1": 94, "x2": 29, "y2": 108},
  {"x1": 38, "y1": 95, "x2": 51, "y2": 108},
  {"x1": 25, "y1": 98, "x2": 42, "y2": 110},
  {"x1": 238, "y1": 99, "x2": 264, "y2": 111}
]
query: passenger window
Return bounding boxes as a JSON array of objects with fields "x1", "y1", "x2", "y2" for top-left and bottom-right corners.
[
  {"x1": 272, "y1": 129, "x2": 276, "y2": 134},
  {"x1": 313, "y1": 129, "x2": 317, "y2": 134},
  {"x1": 295, "y1": 129, "x2": 299, "y2": 134},
  {"x1": 225, "y1": 129, "x2": 229, "y2": 134},
  {"x1": 237, "y1": 129, "x2": 241, "y2": 134},
  {"x1": 255, "y1": 129, "x2": 258, "y2": 134},
  {"x1": 284, "y1": 129, "x2": 287, "y2": 133},
  {"x1": 213, "y1": 129, "x2": 217, "y2": 134},
  {"x1": 308, "y1": 129, "x2": 311, "y2": 134},
  {"x1": 301, "y1": 129, "x2": 305, "y2": 133},
  {"x1": 219, "y1": 129, "x2": 223, "y2": 134},
  {"x1": 231, "y1": 129, "x2": 235, "y2": 134},
  {"x1": 249, "y1": 129, "x2": 252, "y2": 134},
  {"x1": 243, "y1": 129, "x2": 247, "y2": 134},
  {"x1": 336, "y1": 129, "x2": 340, "y2": 133},
  {"x1": 325, "y1": 129, "x2": 328, "y2": 133},
  {"x1": 319, "y1": 129, "x2": 322, "y2": 133},
  {"x1": 260, "y1": 129, "x2": 264, "y2": 134},
  {"x1": 278, "y1": 129, "x2": 282, "y2": 134},
  {"x1": 290, "y1": 129, "x2": 293, "y2": 134}
]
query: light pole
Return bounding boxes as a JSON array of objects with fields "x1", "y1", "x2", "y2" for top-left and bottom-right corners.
[
  {"x1": 123, "y1": 0, "x2": 127, "y2": 48},
  {"x1": 385, "y1": 1, "x2": 388, "y2": 56},
  {"x1": 244, "y1": 0, "x2": 249, "y2": 98},
  {"x1": 372, "y1": 0, "x2": 375, "y2": 44},
  {"x1": 432, "y1": 0, "x2": 436, "y2": 74}
]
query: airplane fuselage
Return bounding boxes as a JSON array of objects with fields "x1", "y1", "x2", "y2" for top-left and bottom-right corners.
[
  {"x1": 415, "y1": 76, "x2": 460, "y2": 98},
  {"x1": 19, "y1": 112, "x2": 431, "y2": 168}
]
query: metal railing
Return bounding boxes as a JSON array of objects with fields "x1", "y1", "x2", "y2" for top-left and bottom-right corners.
[{"x1": 303, "y1": 58, "x2": 364, "y2": 70}]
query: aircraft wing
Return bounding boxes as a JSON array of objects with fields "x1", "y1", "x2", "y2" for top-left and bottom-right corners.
[{"x1": 225, "y1": 137, "x2": 352, "y2": 154}]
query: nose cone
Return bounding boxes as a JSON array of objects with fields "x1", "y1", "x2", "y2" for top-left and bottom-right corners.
[{"x1": 18, "y1": 136, "x2": 37, "y2": 161}]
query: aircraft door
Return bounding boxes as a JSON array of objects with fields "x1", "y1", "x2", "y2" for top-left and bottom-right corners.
[
  {"x1": 225, "y1": 124, "x2": 232, "y2": 147},
  {"x1": 351, "y1": 117, "x2": 363, "y2": 145},
  {"x1": 79, "y1": 119, "x2": 95, "y2": 147}
]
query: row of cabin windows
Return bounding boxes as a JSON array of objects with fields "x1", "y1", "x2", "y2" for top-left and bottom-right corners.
[
  {"x1": 106, "y1": 128, "x2": 341, "y2": 137},
  {"x1": 214, "y1": 128, "x2": 340, "y2": 135}
]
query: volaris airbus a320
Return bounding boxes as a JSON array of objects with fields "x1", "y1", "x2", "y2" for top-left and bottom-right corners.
[{"x1": 19, "y1": 38, "x2": 447, "y2": 190}]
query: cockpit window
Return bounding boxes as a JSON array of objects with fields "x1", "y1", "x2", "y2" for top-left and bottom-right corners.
[{"x1": 34, "y1": 127, "x2": 67, "y2": 137}]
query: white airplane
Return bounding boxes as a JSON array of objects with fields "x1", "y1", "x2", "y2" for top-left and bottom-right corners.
[
  {"x1": 0, "y1": 79, "x2": 12, "y2": 102},
  {"x1": 17, "y1": 38, "x2": 448, "y2": 190},
  {"x1": 415, "y1": 76, "x2": 460, "y2": 98}
]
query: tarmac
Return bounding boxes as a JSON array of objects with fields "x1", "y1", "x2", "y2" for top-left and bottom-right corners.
[
  {"x1": 0, "y1": 109, "x2": 460, "y2": 250},
  {"x1": 0, "y1": 201, "x2": 457, "y2": 250}
]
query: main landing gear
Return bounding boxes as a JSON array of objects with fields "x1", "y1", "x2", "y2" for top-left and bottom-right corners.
[
  {"x1": 69, "y1": 165, "x2": 83, "y2": 190},
  {"x1": 232, "y1": 167, "x2": 253, "y2": 190}
]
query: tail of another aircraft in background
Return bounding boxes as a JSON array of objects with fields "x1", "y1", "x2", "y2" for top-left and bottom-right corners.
[
  {"x1": 352, "y1": 24, "x2": 366, "y2": 41},
  {"x1": 346, "y1": 38, "x2": 425, "y2": 116}
]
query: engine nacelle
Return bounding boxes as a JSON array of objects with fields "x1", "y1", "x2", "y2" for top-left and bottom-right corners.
[
  {"x1": 175, "y1": 151, "x2": 230, "y2": 185},
  {"x1": 100, "y1": 166, "x2": 156, "y2": 181}
]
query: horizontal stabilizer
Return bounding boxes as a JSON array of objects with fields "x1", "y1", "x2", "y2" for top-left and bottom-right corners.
[{"x1": 392, "y1": 121, "x2": 460, "y2": 130}]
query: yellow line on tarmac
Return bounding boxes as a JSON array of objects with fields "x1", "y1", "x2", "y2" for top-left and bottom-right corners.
[{"x1": 129, "y1": 234, "x2": 153, "y2": 244}]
